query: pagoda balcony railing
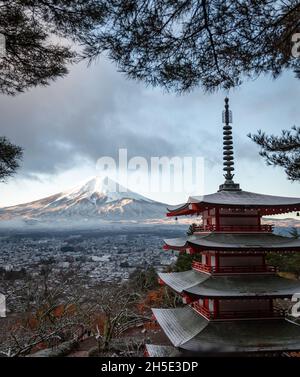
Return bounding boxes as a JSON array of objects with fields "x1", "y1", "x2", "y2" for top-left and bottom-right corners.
[
  {"x1": 193, "y1": 224, "x2": 273, "y2": 233},
  {"x1": 216, "y1": 308, "x2": 287, "y2": 320},
  {"x1": 192, "y1": 302, "x2": 211, "y2": 319},
  {"x1": 192, "y1": 261, "x2": 212, "y2": 273},
  {"x1": 192, "y1": 302, "x2": 287, "y2": 320},
  {"x1": 192, "y1": 261, "x2": 278, "y2": 274}
]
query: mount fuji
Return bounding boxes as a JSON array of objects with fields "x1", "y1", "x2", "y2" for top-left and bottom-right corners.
[{"x1": 0, "y1": 177, "x2": 168, "y2": 226}]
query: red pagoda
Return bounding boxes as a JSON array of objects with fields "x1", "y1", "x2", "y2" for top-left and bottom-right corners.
[{"x1": 146, "y1": 98, "x2": 300, "y2": 357}]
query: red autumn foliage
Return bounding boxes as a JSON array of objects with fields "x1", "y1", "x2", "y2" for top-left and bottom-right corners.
[{"x1": 137, "y1": 287, "x2": 165, "y2": 314}]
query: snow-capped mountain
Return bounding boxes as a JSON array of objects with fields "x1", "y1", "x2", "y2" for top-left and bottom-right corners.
[{"x1": 0, "y1": 177, "x2": 167, "y2": 224}]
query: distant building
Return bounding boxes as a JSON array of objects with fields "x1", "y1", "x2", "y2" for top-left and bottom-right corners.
[{"x1": 92, "y1": 255, "x2": 110, "y2": 262}]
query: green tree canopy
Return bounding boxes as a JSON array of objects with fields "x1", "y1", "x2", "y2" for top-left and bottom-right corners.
[
  {"x1": 1, "y1": 1, "x2": 300, "y2": 95},
  {"x1": 0, "y1": 137, "x2": 22, "y2": 181},
  {"x1": 0, "y1": 0, "x2": 105, "y2": 95},
  {"x1": 249, "y1": 126, "x2": 300, "y2": 181},
  {"x1": 83, "y1": 0, "x2": 300, "y2": 93}
]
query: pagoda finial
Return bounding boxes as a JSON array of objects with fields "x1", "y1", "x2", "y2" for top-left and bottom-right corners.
[{"x1": 218, "y1": 97, "x2": 241, "y2": 191}]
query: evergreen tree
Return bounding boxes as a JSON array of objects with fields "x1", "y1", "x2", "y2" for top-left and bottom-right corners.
[
  {"x1": 0, "y1": 137, "x2": 22, "y2": 181},
  {"x1": 267, "y1": 229, "x2": 300, "y2": 278},
  {"x1": 249, "y1": 126, "x2": 300, "y2": 181},
  {"x1": 0, "y1": 1, "x2": 105, "y2": 95},
  {"x1": 2, "y1": 1, "x2": 300, "y2": 95},
  {"x1": 84, "y1": 1, "x2": 300, "y2": 93}
]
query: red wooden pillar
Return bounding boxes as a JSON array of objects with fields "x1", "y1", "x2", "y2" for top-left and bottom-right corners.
[
  {"x1": 206, "y1": 253, "x2": 210, "y2": 267},
  {"x1": 213, "y1": 299, "x2": 219, "y2": 319},
  {"x1": 257, "y1": 212, "x2": 261, "y2": 228},
  {"x1": 215, "y1": 207, "x2": 220, "y2": 231},
  {"x1": 215, "y1": 252, "x2": 219, "y2": 273}
]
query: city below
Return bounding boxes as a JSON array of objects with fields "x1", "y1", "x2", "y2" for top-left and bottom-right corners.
[{"x1": 0, "y1": 226, "x2": 183, "y2": 313}]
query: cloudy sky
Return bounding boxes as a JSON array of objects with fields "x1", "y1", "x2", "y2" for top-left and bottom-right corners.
[{"x1": 0, "y1": 56, "x2": 299, "y2": 208}]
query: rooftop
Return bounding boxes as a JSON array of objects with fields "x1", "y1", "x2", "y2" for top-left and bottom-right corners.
[
  {"x1": 153, "y1": 307, "x2": 300, "y2": 353},
  {"x1": 145, "y1": 344, "x2": 179, "y2": 357},
  {"x1": 167, "y1": 190, "x2": 300, "y2": 216},
  {"x1": 164, "y1": 232, "x2": 300, "y2": 251},
  {"x1": 158, "y1": 270, "x2": 300, "y2": 298}
]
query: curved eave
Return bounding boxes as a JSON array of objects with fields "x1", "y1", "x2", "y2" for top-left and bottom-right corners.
[
  {"x1": 184, "y1": 274, "x2": 300, "y2": 299},
  {"x1": 167, "y1": 203, "x2": 300, "y2": 217},
  {"x1": 158, "y1": 270, "x2": 209, "y2": 294},
  {"x1": 185, "y1": 291, "x2": 298, "y2": 299},
  {"x1": 159, "y1": 270, "x2": 300, "y2": 299},
  {"x1": 183, "y1": 318, "x2": 300, "y2": 353},
  {"x1": 153, "y1": 307, "x2": 300, "y2": 353},
  {"x1": 163, "y1": 238, "x2": 189, "y2": 251},
  {"x1": 166, "y1": 203, "x2": 194, "y2": 217},
  {"x1": 189, "y1": 239, "x2": 300, "y2": 252},
  {"x1": 164, "y1": 234, "x2": 300, "y2": 252},
  {"x1": 166, "y1": 190, "x2": 300, "y2": 217},
  {"x1": 145, "y1": 344, "x2": 181, "y2": 357},
  {"x1": 152, "y1": 307, "x2": 208, "y2": 348},
  {"x1": 190, "y1": 191, "x2": 300, "y2": 207},
  {"x1": 189, "y1": 243, "x2": 300, "y2": 252}
]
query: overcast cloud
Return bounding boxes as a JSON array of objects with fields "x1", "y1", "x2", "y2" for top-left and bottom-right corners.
[{"x1": 0, "y1": 57, "x2": 299, "y2": 206}]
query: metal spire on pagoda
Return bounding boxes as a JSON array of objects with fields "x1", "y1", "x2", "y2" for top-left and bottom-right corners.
[{"x1": 218, "y1": 97, "x2": 241, "y2": 191}]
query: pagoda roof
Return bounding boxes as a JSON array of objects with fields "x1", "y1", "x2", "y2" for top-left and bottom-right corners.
[
  {"x1": 145, "y1": 344, "x2": 180, "y2": 357},
  {"x1": 153, "y1": 307, "x2": 300, "y2": 353},
  {"x1": 167, "y1": 190, "x2": 300, "y2": 216},
  {"x1": 158, "y1": 270, "x2": 300, "y2": 298},
  {"x1": 152, "y1": 307, "x2": 208, "y2": 348},
  {"x1": 164, "y1": 232, "x2": 300, "y2": 251},
  {"x1": 158, "y1": 270, "x2": 208, "y2": 293}
]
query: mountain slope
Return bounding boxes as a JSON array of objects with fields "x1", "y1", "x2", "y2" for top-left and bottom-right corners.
[{"x1": 0, "y1": 177, "x2": 167, "y2": 223}]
